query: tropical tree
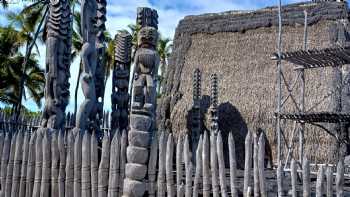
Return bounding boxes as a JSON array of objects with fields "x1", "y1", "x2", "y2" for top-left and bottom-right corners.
[{"x1": 157, "y1": 36, "x2": 172, "y2": 94}]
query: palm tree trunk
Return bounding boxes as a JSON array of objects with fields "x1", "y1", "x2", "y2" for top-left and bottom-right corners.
[{"x1": 74, "y1": 61, "x2": 82, "y2": 122}]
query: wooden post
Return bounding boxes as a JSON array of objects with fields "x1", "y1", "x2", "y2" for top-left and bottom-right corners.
[
  {"x1": 217, "y1": 131, "x2": 228, "y2": 197},
  {"x1": 183, "y1": 135, "x2": 192, "y2": 197},
  {"x1": 202, "y1": 131, "x2": 210, "y2": 197},
  {"x1": 119, "y1": 129, "x2": 127, "y2": 196},
  {"x1": 166, "y1": 134, "x2": 174, "y2": 197},
  {"x1": 107, "y1": 132, "x2": 119, "y2": 197},
  {"x1": 291, "y1": 159, "x2": 297, "y2": 197},
  {"x1": 19, "y1": 132, "x2": 29, "y2": 197},
  {"x1": 258, "y1": 133, "x2": 266, "y2": 197},
  {"x1": 228, "y1": 132, "x2": 238, "y2": 197},
  {"x1": 326, "y1": 166, "x2": 333, "y2": 197},
  {"x1": 176, "y1": 135, "x2": 183, "y2": 197},
  {"x1": 51, "y1": 131, "x2": 59, "y2": 197},
  {"x1": 193, "y1": 135, "x2": 203, "y2": 197},
  {"x1": 82, "y1": 132, "x2": 91, "y2": 197},
  {"x1": 336, "y1": 159, "x2": 344, "y2": 197},
  {"x1": 98, "y1": 133, "x2": 110, "y2": 197},
  {"x1": 316, "y1": 165, "x2": 324, "y2": 197},
  {"x1": 158, "y1": 132, "x2": 167, "y2": 197},
  {"x1": 302, "y1": 157, "x2": 310, "y2": 197},
  {"x1": 5, "y1": 132, "x2": 17, "y2": 197},
  {"x1": 277, "y1": 161, "x2": 283, "y2": 197},
  {"x1": 58, "y1": 131, "x2": 66, "y2": 197},
  {"x1": 253, "y1": 133, "x2": 259, "y2": 197},
  {"x1": 25, "y1": 132, "x2": 36, "y2": 197},
  {"x1": 210, "y1": 133, "x2": 219, "y2": 197},
  {"x1": 74, "y1": 131, "x2": 82, "y2": 197},
  {"x1": 65, "y1": 131, "x2": 75, "y2": 197},
  {"x1": 244, "y1": 131, "x2": 252, "y2": 197},
  {"x1": 91, "y1": 132, "x2": 98, "y2": 197},
  {"x1": 148, "y1": 133, "x2": 158, "y2": 197},
  {"x1": 0, "y1": 132, "x2": 10, "y2": 197},
  {"x1": 11, "y1": 132, "x2": 23, "y2": 197},
  {"x1": 40, "y1": 130, "x2": 51, "y2": 197}
]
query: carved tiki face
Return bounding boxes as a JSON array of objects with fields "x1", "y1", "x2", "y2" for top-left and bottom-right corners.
[{"x1": 137, "y1": 26, "x2": 158, "y2": 48}]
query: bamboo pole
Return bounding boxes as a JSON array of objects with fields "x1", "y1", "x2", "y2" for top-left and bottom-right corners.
[
  {"x1": 303, "y1": 157, "x2": 310, "y2": 197},
  {"x1": 40, "y1": 130, "x2": 51, "y2": 197},
  {"x1": 25, "y1": 132, "x2": 36, "y2": 197},
  {"x1": 243, "y1": 131, "x2": 252, "y2": 197},
  {"x1": 51, "y1": 131, "x2": 59, "y2": 197},
  {"x1": 99, "y1": 133, "x2": 110, "y2": 197},
  {"x1": 91, "y1": 132, "x2": 98, "y2": 197},
  {"x1": 107, "y1": 132, "x2": 119, "y2": 197},
  {"x1": 291, "y1": 159, "x2": 297, "y2": 197},
  {"x1": 316, "y1": 165, "x2": 324, "y2": 197},
  {"x1": 11, "y1": 132, "x2": 23, "y2": 197},
  {"x1": 202, "y1": 131, "x2": 210, "y2": 197},
  {"x1": 74, "y1": 131, "x2": 82, "y2": 197},
  {"x1": 183, "y1": 135, "x2": 192, "y2": 197},
  {"x1": 326, "y1": 166, "x2": 333, "y2": 197},
  {"x1": 217, "y1": 131, "x2": 228, "y2": 197},
  {"x1": 157, "y1": 132, "x2": 166, "y2": 197},
  {"x1": 5, "y1": 132, "x2": 17, "y2": 197},
  {"x1": 193, "y1": 135, "x2": 203, "y2": 197},
  {"x1": 82, "y1": 131, "x2": 91, "y2": 197},
  {"x1": 258, "y1": 133, "x2": 266, "y2": 197},
  {"x1": 228, "y1": 132, "x2": 238, "y2": 197},
  {"x1": 148, "y1": 133, "x2": 158, "y2": 197},
  {"x1": 65, "y1": 131, "x2": 75, "y2": 197},
  {"x1": 166, "y1": 134, "x2": 174, "y2": 197},
  {"x1": 119, "y1": 129, "x2": 127, "y2": 196},
  {"x1": 336, "y1": 159, "x2": 344, "y2": 197},
  {"x1": 0, "y1": 132, "x2": 10, "y2": 197},
  {"x1": 253, "y1": 133, "x2": 259, "y2": 197},
  {"x1": 58, "y1": 131, "x2": 66, "y2": 197},
  {"x1": 176, "y1": 135, "x2": 183, "y2": 197},
  {"x1": 210, "y1": 133, "x2": 219, "y2": 197},
  {"x1": 18, "y1": 132, "x2": 29, "y2": 197}
]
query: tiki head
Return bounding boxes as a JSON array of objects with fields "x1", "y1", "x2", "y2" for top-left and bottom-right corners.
[{"x1": 137, "y1": 26, "x2": 158, "y2": 48}]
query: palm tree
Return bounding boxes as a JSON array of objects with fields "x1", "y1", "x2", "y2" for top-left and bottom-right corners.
[{"x1": 156, "y1": 36, "x2": 172, "y2": 95}]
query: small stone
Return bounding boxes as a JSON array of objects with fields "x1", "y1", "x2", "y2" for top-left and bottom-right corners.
[
  {"x1": 129, "y1": 115, "x2": 152, "y2": 131},
  {"x1": 126, "y1": 146, "x2": 149, "y2": 164},
  {"x1": 128, "y1": 130, "x2": 150, "y2": 148},
  {"x1": 123, "y1": 178, "x2": 146, "y2": 196},
  {"x1": 125, "y1": 163, "x2": 147, "y2": 180}
]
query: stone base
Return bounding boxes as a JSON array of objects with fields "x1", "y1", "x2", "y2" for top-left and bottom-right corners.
[
  {"x1": 128, "y1": 130, "x2": 150, "y2": 148},
  {"x1": 125, "y1": 163, "x2": 147, "y2": 180},
  {"x1": 126, "y1": 146, "x2": 149, "y2": 164},
  {"x1": 123, "y1": 178, "x2": 146, "y2": 197},
  {"x1": 129, "y1": 114, "x2": 152, "y2": 130}
]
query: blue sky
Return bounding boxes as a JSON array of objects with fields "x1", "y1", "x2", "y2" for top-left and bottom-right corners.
[{"x1": 0, "y1": 0, "x2": 304, "y2": 112}]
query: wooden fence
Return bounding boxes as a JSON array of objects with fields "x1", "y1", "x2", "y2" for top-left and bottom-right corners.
[{"x1": 0, "y1": 112, "x2": 348, "y2": 196}]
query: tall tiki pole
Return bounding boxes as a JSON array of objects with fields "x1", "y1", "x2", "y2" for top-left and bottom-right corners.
[
  {"x1": 192, "y1": 68, "x2": 201, "y2": 163},
  {"x1": 123, "y1": 7, "x2": 159, "y2": 197},
  {"x1": 111, "y1": 31, "x2": 132, "y2": 133}
]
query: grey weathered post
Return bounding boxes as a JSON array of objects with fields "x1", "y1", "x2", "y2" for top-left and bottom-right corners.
[
  {"x1": 316, "y1": 165, "x2": 324, "y2": 197},
  {"x1": 32, "y1": 130, "x2": 43, "y2": 197},
  {"x1": 51, "y1": 131, "x2": 59, "y2": 197},
  {"x1": 228, "y1": 132, "x2": 238, "y2": 197},
  {"x1": 166, "y1": 134, "x2": 174, "y2": 197},
  {"x1": 217, "y1": 131, "x2": 228, "y2": 197},
  {"x1": 326, "y1": 166, "x2": 333, "y2": 197},
  {"x1": 303, "y1": 157, "x2": 310, "y2": 197},
  {"x1": 107, "y1": 132, "x2": 119, "y2": 197},
  {"x1": 158, "y1": 132, "x2": 167, "y2": 197},
  {"x1": 119, "y1": 129, "x2": 127, "y2": 196},
  {"x1": 202, "y1": 131, "x2": 210, "y2": 197},
  {"x1": 40, "y1": 130, "x2": 51, "y2": 197},
  {"x1": 336, "y1": 159, "x2": 344, "y2": 197},
  {"x1": 148, "y1": 133, "x2": 158, "y2": 197},
  {"x1": 74, "y1": 132, "x2": 82, "y2": 197},
  {"x1": 193, "y1": 135, "x2": 203, "y2": 197},
  {"x1": 65, "y1": 131, "x2": 75, "y2": 197},
  {"x1": 176, "y1": 135, "x2": 183, "y2": 197},
  {"x1": 82, "y1": 132, "x2": 91, "y2": 197},
  {"x1": 25, "y1": 132, "x2": 36, "y2": 197},
  {"x1": 258, "y1": 133, "x2": 266, "y2": 197},
  {"x1": 243, "y1": 131, "x2": 252, "y2": 197},
  {"x1": 291, "y1": 159, "x2": 297, "y2": 197},
  {"x1": 253, "y1": 132, "x2": 259, "y2": 197},
  {"x1": 58, "y1": 131, "x2": 66, "y2": 197},
  {"x1": 277, "y1": 161, "x2": 283, "y2": 197},
  {"x1": 210, "y1": 133, "x2": 219, "y2": 197},
  {"x1": 11, "y1": 132, "x2": 23, "y2": 197},
  {"x1": 99, "y1": 133, "x2": 110, "y2": 197},
  {"x1": 19, "y1": 132, "x2": 29, "y2": 197},
  {"x1": 91, "y1": 132, "x2": 98, "y2": 197},
  {"x1": 0, "y1": 132, "x2": 10, "y2": 197},
  {"x1": 5, "y1": 132, "x2": 16, "y2": 197},
  {"x1": 183, "y1": 135, "x2": 192, "y2": 197}
]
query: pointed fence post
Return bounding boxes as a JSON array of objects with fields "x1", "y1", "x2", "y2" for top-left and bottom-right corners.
[
  {"x1": 166, "y1": 134, "x2": 174, "y2": 197},
  {"x1": 73, "y1": 131, "x2": 82, "y2": 197},
  {"x1": 157, "y1": 132, "x2": 167, "y2": 197},
  {"x1": 316, "y1": 165, "x2": 325, "y2": 197},
  {"x1": 119, "y1": 130, "x2": 127, "y2": 196},
  {"x1": 217, "y1": 131, "x2": 228, "y2": 197},
  {"x1": 25, "y1": 132, "x2": 36, "y2": 197},
  {"x1": 229, "y1": 132, "x2": 238, "y2": 197},
  {"x1": 291, "y1": 159, "x2": 297, "y2": 197},
  {"x1": 243, "y1": 131, "x2": 252, "y2": 197},
  {"x1": 107, "y1": 132, "x2": 119, "y2": 197},
  {"x1": 176, "y1": 135, "x2": 183, "y2": 197},
  {"x1": 184, "y1": 135, "x2": 192, "y2": 197},
  {"x1": 258, "y1": 133, "x2": 266, "y2": 197},
  {"x1": 336, "y1": 159, "x2": 344, "y2": 197},
  {"x1": 277, "y1": 161, "x2": 283, "y2": 197},
  {"x1": 58, "y1": 131, "x2": 66, "y2": 197},
  {"x1": 11, "y1": 132, "x2": 23, "y2": 197},
  {"x1": 51, "y1": 131, "x2": 59, "y2": 197},
  {"x1": 326, "y1": 166, "x2": 333, "y2": 197},
  {"x1": 253, "y1": 133, "x2": 259, "y2": 197},
  {"x1": 202, "y1": 131, "x2": 210, "y2": 197},
  {"x1": 82, "y1": 132, "x2": 91, "y2": 197},
  {"x1": 148, "y1": 133, "x2": 158, "y2": 197},
  {"x1": 303, "y1": 157, "x2": 310, "y2": 197},
  {"x1": 210, "y1": 133, "x2": 219, "y2": 197},
  {"x1": 40, "y1": 130, "x2": 51, "y2": 197},
  {"x1": 19, "y1": 132, "x2": 29, "y2": 197},
  {"x1": 65, "y1": 131, "x2": 75, "y2": 197},
  {"x1": 193, "y1": 135, "x2": 203, "y2": 197},
  {"x1": 5, "y1": 132, "x2": 16, "y2": 197},
  {"x1": 91, "y1": 132, "x2": 98, "y2": 197}
]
